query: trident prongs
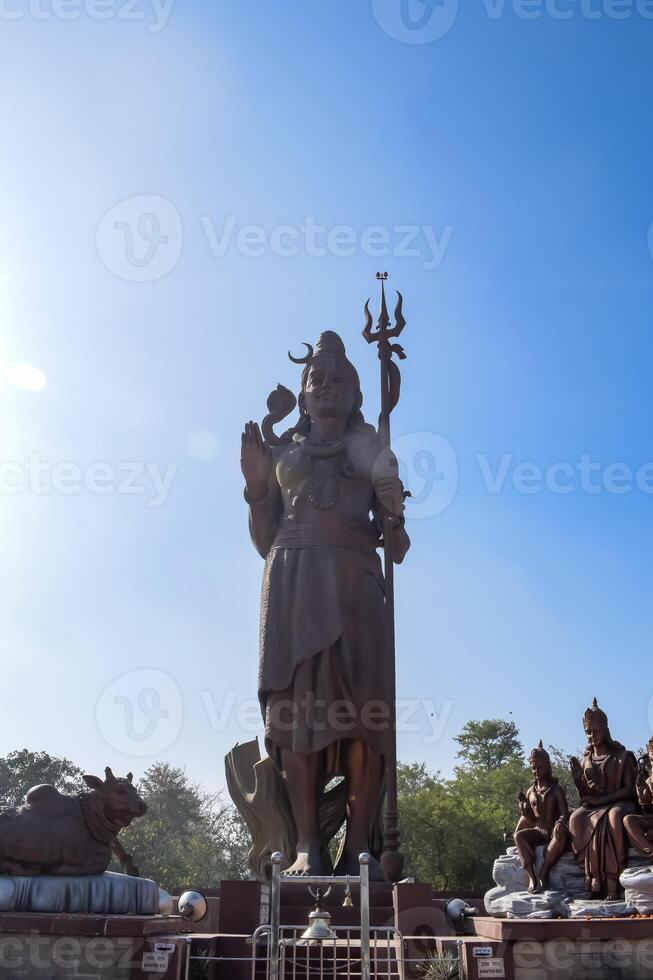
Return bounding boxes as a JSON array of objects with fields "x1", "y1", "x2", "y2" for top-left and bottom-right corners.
[{"x1": 362, "y1": 272, "x2": 406, "y2": 356}]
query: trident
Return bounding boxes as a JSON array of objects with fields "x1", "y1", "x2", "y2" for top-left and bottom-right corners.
[{"x1": 362, "y1": 271, "x2": 407, "y2": 884}]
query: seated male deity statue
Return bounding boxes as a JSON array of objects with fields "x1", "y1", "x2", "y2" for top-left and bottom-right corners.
[{"x1": 514, "y1": 741, "x2": 568, "y2": 893}]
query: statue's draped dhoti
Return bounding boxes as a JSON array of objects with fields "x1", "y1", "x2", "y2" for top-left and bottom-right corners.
[{"x1": 258, "y1": 526, "x2": 391, "y2": 773}]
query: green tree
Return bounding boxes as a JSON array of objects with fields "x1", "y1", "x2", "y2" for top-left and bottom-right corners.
[
  {"x1": 398, "y1": 720, "x2": 536, "y2": 891},
  {"x1": 0, "y1": 749, "x2": 84, "y2": 805},
  {"x1": 398, "y1": 755, "x2": 530, "y2": 892},
  {"x1": 115, "y1": 763, "x2": 248, "y2": 892},
  {"x1": 454, "y1": 719, "x2": 523, "y2": 771}
]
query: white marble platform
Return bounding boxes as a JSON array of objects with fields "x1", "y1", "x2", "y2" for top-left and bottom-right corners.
[
  {"x1": 485, "y1": 846, "x2": 647, "y2": 919},
  {"x1": 485, "y1": 847, "x2": 582, "y2": 919}
]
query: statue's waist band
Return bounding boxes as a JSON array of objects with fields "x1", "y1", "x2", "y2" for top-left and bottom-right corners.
[{"x1": 271, "y1": 523, "x2": 378, "y2": 552}]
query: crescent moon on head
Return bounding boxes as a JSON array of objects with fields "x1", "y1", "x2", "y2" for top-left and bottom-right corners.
[{"x1": 288, "y1": 343, "x2": 314, "y2": 365}]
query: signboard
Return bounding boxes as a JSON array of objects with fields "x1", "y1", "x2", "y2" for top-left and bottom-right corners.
[
  {"x1": 477, "y1": 959, "x2": 506, "y2": 979},
  {"x1": 473, "y1": 946, "x2": 495, "y2": 957},
  {"x1": 142, "y1": 950, "x2": 171, "y2": 972}
]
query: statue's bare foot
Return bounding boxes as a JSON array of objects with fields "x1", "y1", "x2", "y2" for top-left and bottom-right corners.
[
  {"x1": 334, "y1": 850, "x2": 384, "y2": 881},
  {"x1": 283, "y1": 847, "x2": 327, "y2": 877},
  {"x1": 527, "y1": 880, "x2": 541, "y2": 894}
]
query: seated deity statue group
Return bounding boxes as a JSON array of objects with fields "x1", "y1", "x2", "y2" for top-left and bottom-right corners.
[{"x1": 513, "y1": 699, "x2": 652, "y2": 902}]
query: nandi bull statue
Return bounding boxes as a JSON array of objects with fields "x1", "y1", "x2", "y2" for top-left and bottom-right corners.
[{"x1": 0, "y1": 767, "x2": 146, "y2": 877}]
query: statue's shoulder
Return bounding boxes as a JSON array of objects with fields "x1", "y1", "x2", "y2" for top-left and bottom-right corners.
[
  {"x1": 605, "y1": 743, "x2": 637, "y2": 771},
  {"x1": 345, "y1": 423, "x2": 382, "y2": 467}
]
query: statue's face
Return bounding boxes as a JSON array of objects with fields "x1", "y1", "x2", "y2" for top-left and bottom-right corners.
[
  {"x1": 303, "y1": 353, "x2": 356, "y2": 421},
  {"x1": 531, "y1": 757, "x2": 551, "y2": 781},
  {"x1": 584, "y1": 719, "x2": 608, "y2": 749}
]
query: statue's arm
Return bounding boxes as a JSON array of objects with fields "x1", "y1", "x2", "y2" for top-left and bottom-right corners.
[
  {"x1": 372, "y1": 448, "x2": 411, "y2": 564},
  {"x1": 241, "y1": 421, "x2": 282, "y2": 559},
  {"x1": 245, "y1": 473, "x2": 282, "y2": 559},
  {"x1": 555, "y1": 785, "x2": 569, "y2": 823},
  {"x1": 639, "y1": 776, "x2": 653, "y2": 810}
]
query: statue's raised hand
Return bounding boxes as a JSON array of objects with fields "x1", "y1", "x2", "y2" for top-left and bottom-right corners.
[
  {"x1": 241, "y1": 421, "x2": 272, "y2": 499},
  {"x1": 569, "y1": 756, "x2": 582, "y2": 785}
]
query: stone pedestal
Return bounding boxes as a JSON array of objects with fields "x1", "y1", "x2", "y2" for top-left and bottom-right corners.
[
  {"x1": 484, "y1": 847, "x2": 583, "y2": 919},
  {"x1": 621, "y1": 864, "x2": 653, "y2": 913},
  {"x1": 0, "y1": 871, "x2": 168, "y2": 916},
  {"x1": 472, "y1": 916, "x2": 653, "y2": 980},
  {"x1": 485, "y1": 846, "x2": 649, "y2": 920},
  {"x1": 568, "y1": 897, "x2": 633, "y2": 918},
  {"x1": 0, "y1": 911, "x2": 189, "y2": 979}
]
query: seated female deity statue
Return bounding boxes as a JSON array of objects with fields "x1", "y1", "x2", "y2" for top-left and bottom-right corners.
[
  {"x1": 514, "y1": 741, "x2": 568, "y2": 893},
  {"x1": 624, "y1": 737, "x2": 653, "y2": 861},
  {"x1": 568, "y1": 699, "x2": 637, "y2": 900}
]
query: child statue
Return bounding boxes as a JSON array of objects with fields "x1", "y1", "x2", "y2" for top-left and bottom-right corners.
[
  {"x1": 568, "y1": 698, "x2": 637, "y2": 900},
  {"x1": 514, "y1": 741, "x2": 569, "y2": 893},
  {"x1": 624, "y1": 737, "x2": 653, "y2": 861}
]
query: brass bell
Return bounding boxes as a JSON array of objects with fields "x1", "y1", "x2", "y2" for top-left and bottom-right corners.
[
  {"x1": 299, "y1": 888, "x2": 336, "y2": 944},
  {"x1": 342, "y1": 882, "x2": 353, "y2": 908}
]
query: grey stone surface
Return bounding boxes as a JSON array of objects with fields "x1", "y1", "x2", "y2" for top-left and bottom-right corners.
[
  {"x1": 568, "y1": 898, "x2": 634, "y2": 918},
  {"x1": 0, "y1": 871, "x2": 169, "y2": 915},
  {"x1": 486, "y1": 846, "x2": 649, "y2": 919},
  {"x1": 484, "y1": 847, "x2": 576, "y2": 919},
  {"x1": 621, "y1": 865, "x2": 653, "y2": 914},
  {"x1": 485, "y1": 885, "x2": 570, "y2": 919},
  {"x1": 545, "y1": 851, "x2": 586, "y2": 898}
]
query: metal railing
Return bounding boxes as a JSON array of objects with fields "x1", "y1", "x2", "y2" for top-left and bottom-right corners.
[
  {"x1": 255, "y1": 851, "x2": 397, "y2": 980},
  {"x1": 183, "y1": 936, "x2": 462, "y2": 980}
]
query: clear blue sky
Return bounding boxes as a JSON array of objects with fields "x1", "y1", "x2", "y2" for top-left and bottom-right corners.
[{"x1": 1, "y1": 0, "x2": 653, "y2": 790}]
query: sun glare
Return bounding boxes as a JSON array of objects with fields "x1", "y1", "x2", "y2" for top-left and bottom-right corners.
[{"x1": 6, "y1": 363, "x2": 47, "y2": 392}]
